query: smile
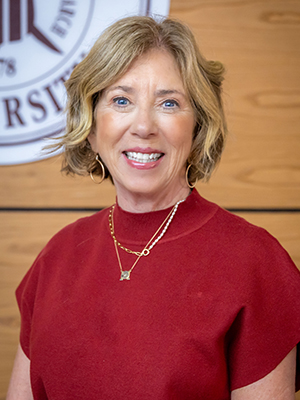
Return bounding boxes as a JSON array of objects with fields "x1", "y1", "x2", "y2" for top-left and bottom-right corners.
[{"x1": 124, "y1": 151, "x2": 163, "y2": 163}]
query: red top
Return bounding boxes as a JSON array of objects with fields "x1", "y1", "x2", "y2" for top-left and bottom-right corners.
[{"x1": 16, "y1": 190, "x2": 300, "y2": 399}]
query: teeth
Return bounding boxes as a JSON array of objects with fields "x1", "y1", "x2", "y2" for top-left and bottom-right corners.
[{"x1": 125, "y1": 152, "x2": 162, "y2": 163}]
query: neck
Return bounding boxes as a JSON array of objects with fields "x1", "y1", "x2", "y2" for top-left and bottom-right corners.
[{"x1": 115, "y1": 185, "x2": 191, "y2": 213}]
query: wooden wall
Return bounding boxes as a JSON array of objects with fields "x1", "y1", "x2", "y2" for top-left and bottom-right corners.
[{"x1": 1, "y1": 0, "x2": 300, "y2": 397}]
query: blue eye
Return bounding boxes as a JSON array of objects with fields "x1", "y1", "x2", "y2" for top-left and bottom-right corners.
[
  {"x1": 113, "y1": 97, "x2": 129, "y2": 106},
  {"x1": 164, "y1": 100, "x2": 179, "y2": 108}
]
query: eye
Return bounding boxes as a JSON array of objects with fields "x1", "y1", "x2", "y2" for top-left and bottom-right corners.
[
  {"x1": 113, "y1": 97, "x2": 130, "y2": 106},
  {"x1": 163, "y1": 99, "x2": 179, "y2": 108}
]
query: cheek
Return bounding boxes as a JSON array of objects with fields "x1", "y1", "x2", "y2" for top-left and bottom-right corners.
[
  {"x1": 103, "y1": 112, "x2": 131, "y2": 138},
  {"x1": 94, "y1": 113, "x2": 118, "y2": 147},
  {"x1": 169, "y1": 117, "x2": 194, "y2": 152}
]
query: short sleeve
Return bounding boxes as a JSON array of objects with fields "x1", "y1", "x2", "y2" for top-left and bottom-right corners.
[
  {"x1": 16, "y1": 249, "x2": 45, "y2": 359},
  {"x1": 227, "y1": 230, "x2": 300, "y2": 391},
  {"x1": 15, "y1": 213, "x2": 98, "y2": 360}
]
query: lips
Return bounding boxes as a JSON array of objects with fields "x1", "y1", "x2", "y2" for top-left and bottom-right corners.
[
  {"x1": 124, "y1": 151, "x2": 163, "y2": 163},
  {"x1": 122, "y1": 148, "x2": 164, "y2": 170}
]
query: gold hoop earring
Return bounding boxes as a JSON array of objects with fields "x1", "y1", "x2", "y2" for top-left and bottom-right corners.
[
  {"x1": 186, "y1": 164, "x2": 198, "y2": 189},
  {"x1": 90, "y1": 154, "x2": 105, "y2": 184}
]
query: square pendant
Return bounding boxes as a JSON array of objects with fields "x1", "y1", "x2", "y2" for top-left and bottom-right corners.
[{"x1": 120, "y1": 271, "x2": 130, "y2": 281}]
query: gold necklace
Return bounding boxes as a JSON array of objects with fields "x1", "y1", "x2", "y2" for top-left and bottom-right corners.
[
  {"x1": 109, "y1": 207, "x2": 145, "y2": 256},
  {"x1": 110, "y1": 199, "x2": 184, "y2": 281}
]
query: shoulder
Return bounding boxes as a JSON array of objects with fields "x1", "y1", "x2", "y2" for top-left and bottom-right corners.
[
  {"x1": 46, "y1": 207, "x2": 109, "y2": 250},
  {"x1": 29, "y1": 207, "x2": 111, "y2": 269},
  {"x1": 185, "y1": 190, "x2": 293, "y2": 262},
  {"x1": 16, "y1": 207, "x2": 111, "y2": 297},
  {"x1": 200, "y1": 196, "x2": 283, "y2": 254},
  {"x1": 191, "y1": 189, "x2": 267, "y2": 238},
  {"x1": 193, "y1": 193, "x2": 299, "y2": 279}
]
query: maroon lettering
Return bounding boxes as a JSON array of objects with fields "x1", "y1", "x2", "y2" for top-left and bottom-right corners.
[
  {"x1": 62, "y1": 0, "x2": 76, "y2": 5},
  {"x1": 57, "y1": 15, "x2": 72, "y2": 27},
  {"x1": 51, "y1": 23, "x2": 67, "y2": 38},
  {"x1": 51, "y1": 0, "x2": 76, "y2": 38},
  {"x1": 3, "y1": 97, "x2": 26, "y2": 127},
  {"x1": 60, "y1": 7, "x2": 74, "y2": 16},
  {"x1": 27, "y1": 90, "x2": 47, "y2": 122},
  {"x1": 43, "y1": 85, "x2": 63, "y2": 113}
]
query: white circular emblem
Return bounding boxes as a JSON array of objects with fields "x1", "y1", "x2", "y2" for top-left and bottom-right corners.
[{"x1": 0, "y1": 0, "x2": 170, "y2": 165}]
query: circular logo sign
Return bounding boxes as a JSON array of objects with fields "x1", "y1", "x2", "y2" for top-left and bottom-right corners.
[{"x1": 0, "y1": 0, "x2": 170, "y2": 164}]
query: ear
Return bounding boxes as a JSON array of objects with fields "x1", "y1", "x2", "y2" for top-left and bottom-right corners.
[
  {"x1": 87, "y1": 95, "x2": 100, "y2": 152},
  {"x1": 87, "y1": 128, "x2": 97, "y2": 152}
]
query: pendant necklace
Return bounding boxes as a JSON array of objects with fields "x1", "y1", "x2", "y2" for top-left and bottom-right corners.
[{"x1": 109, "y1": 199, "x2": 184, "y2": 281}]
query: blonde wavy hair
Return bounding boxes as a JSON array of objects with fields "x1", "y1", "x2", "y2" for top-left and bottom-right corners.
[{"x1": 55, "y1": 15, "x2": 227, "y2": 183}]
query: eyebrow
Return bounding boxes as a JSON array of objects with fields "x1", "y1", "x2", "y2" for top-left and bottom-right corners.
[
  {"x1": 107, "y1": 86, "x2": 185, "y2": 98},
  {"x1": 107, "y1": 85, "x2": 134, "y2": 94},
  {"x1": 154, "y1": 89, "x2": 185, "y2": 97}
]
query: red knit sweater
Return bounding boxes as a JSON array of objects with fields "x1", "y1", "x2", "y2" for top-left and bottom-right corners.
[{"x1": 16, "y1": 190, "x2": 300, "y2": 399}]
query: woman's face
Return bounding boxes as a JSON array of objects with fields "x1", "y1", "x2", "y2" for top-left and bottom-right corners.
[{"x1": 88, "y1": 49, "x2": 196, "y2": 210}]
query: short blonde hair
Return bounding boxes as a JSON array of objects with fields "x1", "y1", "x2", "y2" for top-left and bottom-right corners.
[{"x1": 55, "y1": 16, "x2": 227, "y2": 183}]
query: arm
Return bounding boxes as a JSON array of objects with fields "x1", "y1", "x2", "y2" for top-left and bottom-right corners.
[
  {"x1": 231, "y1": 347, "x2": 296, "y2": 400},
  {"x1": 6, "y1": 343, "x2": 33, "y2": 400}
]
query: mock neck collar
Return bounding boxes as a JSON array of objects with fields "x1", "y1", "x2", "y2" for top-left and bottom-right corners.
[{"x1": 110, "y1": 190, "x2": 218, "y2": 246}]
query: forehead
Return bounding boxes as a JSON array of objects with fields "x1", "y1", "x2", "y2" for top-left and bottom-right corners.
[{"x1": 107, "y1": 49, "x2": 185, "y2": 90}]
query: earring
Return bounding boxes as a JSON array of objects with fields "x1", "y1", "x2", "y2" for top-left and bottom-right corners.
[
  {"x1": 90, "y1": 154, "x2": 105, "y2": 184},
  {"x1": 186, "y1": 164, "x2": 198, "y2": 189}
]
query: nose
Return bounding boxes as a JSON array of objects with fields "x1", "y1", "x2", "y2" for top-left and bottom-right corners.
[{"x1": 130, "y1": 106, "x2": 157, "y2": 138}]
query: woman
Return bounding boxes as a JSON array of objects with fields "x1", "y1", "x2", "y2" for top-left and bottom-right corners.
[{"x1": 7, "y1": 16, "x2": 300, "y2": 399}]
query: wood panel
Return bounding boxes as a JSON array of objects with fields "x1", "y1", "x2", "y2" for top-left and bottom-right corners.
[
  {"x1": 0, "y1": 155, "x2": 116, "y2": 209},
  {"x1": 0, "y1": 1, "x2": 299, "y2": 208},
  {"x1": 0, "y1": 211, "x2": 299, "y2": 397},
  {"x1": 169, "y1": 0, "x2": 300, "y2": 208},
  {"x1": 0, "y1": 150, "x2": 298, "y2": 208}
]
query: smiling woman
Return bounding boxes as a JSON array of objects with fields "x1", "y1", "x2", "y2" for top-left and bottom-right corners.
[
  {"x1": 7, "y1": 15, "x2": 300, "y2": 400},
  {"x1": 87, "y1": 49, "x2": 195, "y2": 211},
  {"x1": 56, "y1": 16, "x2": 227, "y2": 191}
]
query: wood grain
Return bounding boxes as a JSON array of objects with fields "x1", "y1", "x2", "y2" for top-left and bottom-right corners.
[
  {"x1": 169, "y1": 0, "x2": 300, "y2": 208},
  {"x1": 0, "y1": 2, "x2": 300, "y2": 208},
  {"x1": 0, "y1": 155, "x2": 116, "y2": 208}
]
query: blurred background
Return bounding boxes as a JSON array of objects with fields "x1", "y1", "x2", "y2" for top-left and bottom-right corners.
[{"x1": 1, "y1": 0, "x2": 299, "y2": 397}]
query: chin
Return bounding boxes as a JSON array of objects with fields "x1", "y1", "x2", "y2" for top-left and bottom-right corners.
[{"x1": 122, "y1": 181, "x2": 163, "y2": 197}]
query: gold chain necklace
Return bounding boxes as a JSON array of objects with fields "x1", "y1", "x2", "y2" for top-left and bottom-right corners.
[
  {"x1": 110, "y1": 199, "x2": 184, "y2": 281},
  {"x1": 109, "y1": 207, "x2": 145, "y2": 256}
]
